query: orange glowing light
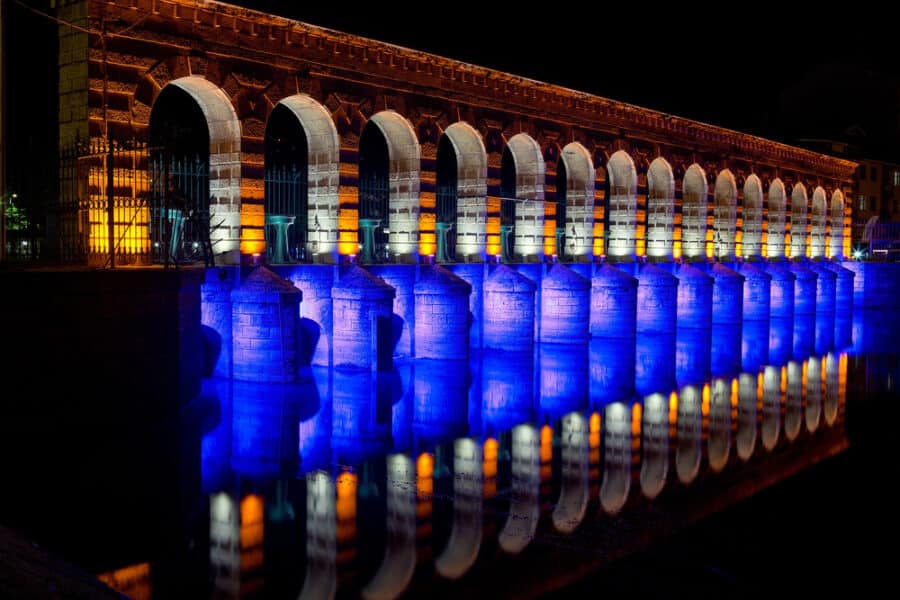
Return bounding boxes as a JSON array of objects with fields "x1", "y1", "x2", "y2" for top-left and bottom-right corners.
[
  {"x1": 631, "y1": 402, "x2": 642, "y2": 437},
  {"x1": 417, "y1": 452, "x2": 434, "y2": 497},
  {"x1": 540, "y1": 424, "x2": 553, "y2": 463},
  {"x1": 240, "y1": 494, "x2": 264, "y2": 550},
  {"x1": 336, "y1": 471, "x2": 357, "y2": 543},
  {"x1": 483, "y1": 438, "x2": 498, "y2": 499},
  {"x1": 672, "y1": 242, "x2": 682, "y2": 260},
  {"x1": 701, "y1": 383, "x2": 711, "y2": 417},
  {"x1": 668, "y1": 391, "x2": 678, "y2": 427},
  {"x1": 97, "y1": 563, "x2": 151, "y2": 600},
  {"x1": 730, "y1": 378, "x2": 739, "y2": 409}
]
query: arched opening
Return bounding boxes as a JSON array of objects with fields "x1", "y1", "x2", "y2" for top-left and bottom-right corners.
[
  {"x1": 647, "y1": 157, "x2": 675, "y2": 260},
  {"x1": 713, "y1": 169, "x2": 737, "y2": 259},
  {"x1": 558, "y1": 142, "x2": 595, "y2": 260},
  {"x1": 556, "y1": 157, "x2": 567, "y2": 258},
  {"x1": 436, "y1": 135, "x2": 458, "y2": 261},
  {"x1": 742, "y1": 174, "x2": 764, "y2": 258},
  {"x1": 767, "y1": 179, "x2": 787, "y2": 258},
  {"x1": 606, "y1": 150, "x2": 637, "y2": 258},
  {"x1": 829, "y1": 190, "x2": 845, "y2": 258},
  {"x1": 264, "y1": 95, "x2": 339, "y2": 264},
  {"x1": 810, "y1": 186, "x2": 828, "y2": 259},
  {"x1": 436, "y1": 122, "x2": 488, "y2": 262},
  {"x1": 790, "y1": 182, "x2": 808, "y2": 259},
  {"x1": 148, "y1": 76, "x2": 241, "y2": 264},
  {"x1": 357, "y1": 111, "x2": 421, "y2": 264},
  {"x1": 264, "y1": 105, "x2": 307, "y2": 263},
  {"x1": 682, "y1": 164, "x2": 708, "y2": 260},
  {"x1": 499, "y1": 133, "x2": 545, "y2": 262}
]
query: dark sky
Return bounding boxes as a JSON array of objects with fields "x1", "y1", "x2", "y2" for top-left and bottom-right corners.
[{"x1": 235, "y1": 1, "x2": 900, "y2": 161}]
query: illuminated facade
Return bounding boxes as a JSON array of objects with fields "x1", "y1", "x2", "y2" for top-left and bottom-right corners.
[{"x1": 56, "y1": 0, "x2": 855, "y2": 267}]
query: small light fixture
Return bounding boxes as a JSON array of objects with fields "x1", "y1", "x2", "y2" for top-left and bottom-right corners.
[{"x1": 251, "y1": 252, "x2": 261, "y2": 266}]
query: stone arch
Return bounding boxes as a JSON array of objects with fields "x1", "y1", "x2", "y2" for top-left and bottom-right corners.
[
  {"x1": 606, "y1": 150, "x2": 638, "y2": 258},
  {"x1": 742, "y1": 174, "x2": 764, "y2": 258},
  {"x1": 501, "y1": 133, "x2": 546, "y2": 260},
  {"x1": 640, "y1": 393, "x2": 669, "y2": 499},
  {"x1": 439, "y1": 122, "x2": 488, "y2": 261},
  {"x1": 810, "y1": 186, "x2": 828, "y2": 259},
  {"x1": 552, "y1": 412, "x2": 589, "y2": 534},
  {"x1": 682, "y1": 164, "x2": 708, "y2": 259},
  {"x1": 359, "y1": 110, "x2": 421, "y2": 261},
  {"x1": 149, "y1": 75, "x2": 242, "y2": 262},
  {"x1": 767, "y1": 178, "x2": 787, "y2": 258},
  {"x1": 713, "y1": 169, "x2": 738, "y2": 259},
  {"x1": 558, "y1": 142, "x2": 595, "y2": 259},
  {"x1": 646, "y1": 157, "x2": 675, "y2": 259},
  {"x1": 790, "y1": 182, "x2": 809, "y2": 259},
  {"x1": 498, "y1": 424, "x2": 540, "y2": 554},
  {"x1": 829, "y1": 190, "x2": 845, "y2": 259},
  {"x1": 265, "y1": 94, "x2": 340, "y2": 262}
]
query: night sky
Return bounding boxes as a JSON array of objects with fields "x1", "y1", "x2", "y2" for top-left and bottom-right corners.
[{"x1": 235, "y1": 1, "x2": 900, "y2": 161}]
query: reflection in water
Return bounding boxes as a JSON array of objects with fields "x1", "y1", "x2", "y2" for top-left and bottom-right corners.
[
  {"x1": 640, "y1": 393, "x2": 669, "y2": 499},
  {"x1": 553, "y1": 412, "x2": 590, "y2": 533},
  {"x1": 362, "y1": 455, "x2": 416, "y2": 600},
  {"x1": 762, "y1": 366, "x2": 782, "y2": 452},
  {"x1": 635, "y1": 333, "x2": 676, "y2": 397},
  {"x1": 815, "y1": 311, "x2": 835, "y2": 356},
  {"x1": 499, "y1": 424, "x2": 541, "y2": 554},
  {"x1": 601, "y1": 402, "x2": 632, "y2": 514},
  {"x1": 590, "y1": 338, "x2": 636, "y2": 406},
  {"x1": 806, "y1": 357, "x2": 823, "y2": 433},
  {"x1": 708, "y1": 378, "x2": 732, "y2": 472},
  {"x1": 299, "y1": 472, "x2": 336, "y2": 600},
  {"x1": 769, "y1": 317, "x2": 793, "y2": 367},
  {"x1": 482, "y1": 351, "x2": 534, "y2": 433},
  {"x1": 676, "y1": 327, "x2": 712, "y2": 387},
  {"x1": 825, "y1": 353, "x2": 840, "y2": 426},
  {"x1": 711, "y1": 323, "x2": 742, "y2": 379},
  {"x1": 413, "y1": 359, "x2": 469, "y2": 445},
  {"x1": 539, "y1": 344, "x2": 589, "y2": 420},
  {"x1": 435, "y1": 438, "x2": 483, "y2": 579},
  {"x1": 80, "y1": 307, "x2": 867, "y2": 600},
  {"x1": 785, "y1": 361, "x2": 803, "y2": 442},
  {"x1": 737, "y1": 373, "x2": 758, "y2": 461},
  {"x1": 676, "y1": 385, "x2": 703, "y2": 484}
]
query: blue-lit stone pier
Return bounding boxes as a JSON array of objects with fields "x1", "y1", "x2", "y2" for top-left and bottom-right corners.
[{"x1": 198, "y1": 255, "x2": 872, "y2": 374}]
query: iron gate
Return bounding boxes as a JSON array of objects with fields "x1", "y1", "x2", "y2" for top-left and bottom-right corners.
[
  {"x1": 264, "y1": 163, "x2": 308, "y2": 262},
  {"x1": 149, "y1": 154, "x2": 210, "y2": 265}
]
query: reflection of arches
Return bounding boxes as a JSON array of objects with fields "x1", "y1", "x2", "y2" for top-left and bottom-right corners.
[
  {"x1": 742, "y1": 175, "x2": 764, "y2": 258},
  {"x1": 362, "y1": 454, "x2": 416, "y2": 600},
  {"x1": 810, "y1": 187, "x2": 828, "y2": 259},
  {"x1": 359, "y1": 111, "x2": 421, "y2": 261},
  {"x1": 149, "y1": 76, "x2": 242, "y2": 261},
  {"x1": 829, "y1": 190, "x2": 845, "y2": 259},
  {"x1": 600, "y1": 402, "x2": 632, "y2": 513},
  {"x1": 676, "y1": 386, "x2": 702, "y2": 484},
  {"x1": 436, "y1": 438, "x2": 483, "y2": 579},
  {"x1": 805, "y1": 357, "x2": 823, "y2": 433},
  {"x1": 438, "y1": 122, "x2": 488, "y2": 261},
  {"x1": 265, "y1": 95, "x2": 340, "y2": 262},
  {"x1": 708, "y1": 378, "x2": 732, "y2": 472},
  {"x1": 682, "y1": 164, "x2": 709, "y2": 259},
  {"x1": 767, "y1": 179, "x2": 787, "y2": 258},
  {"x1": 606, "y1": 150, "x2": 638, "y2": 258},
  {"x1": 298, "y1": 471, "x2": 336, "y2": 600},
  {"x1": 713, "y1": 169, "x2": 737, "y2": 259},
  {"x1": 785, "y1": 361, "x2": 803, "y2": 442},
  {"x1": 640, "y1": 393, "x2": 669, "y2": 499},
  {"x1": 499, "y1": 424, "x2": 541, "y2": 554},
  {"x1": 790, "y1": 182, "x2": 809, "y2": 259},
  {"x1": 647, "y1": 158, "x2": 675, "y2": 259},
  {"x1": 500, "y1": 134, "x2": 545, "y2": 260},
  {"x1": 553, "y1": 412, "x2": 589, "y2": 533},
  {"x1": 558, "y1": 142, "x2": 595, "y2": 259},
  {"x1": 737, "y1": 373, "x2": 758, "y2": 461},
  {"x1": 824, "y1": 353, "x2": 839, "y2": 426},
  {"x1": 762, "y1": 366, "x2": 782, "y2": 451}
]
